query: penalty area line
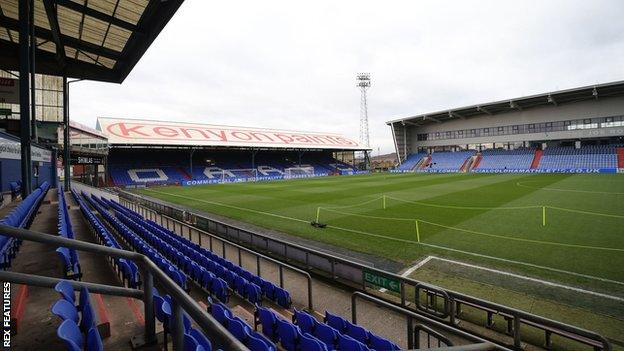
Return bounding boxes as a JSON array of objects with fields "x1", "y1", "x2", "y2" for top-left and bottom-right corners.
[
  {"x1": 427, "y1": 256, "x2": 624, "y2": 303},
  {"x1": 378, "y1": 256, "x2": 434, "y2": 293},
  {"x1": 143, "y1": 189, "x2": 624, "y2": 288}
]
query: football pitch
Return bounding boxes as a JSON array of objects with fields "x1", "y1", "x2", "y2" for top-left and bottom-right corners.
[{"x1": 136, "y1": 173, "x2": 624, "y2": 294}]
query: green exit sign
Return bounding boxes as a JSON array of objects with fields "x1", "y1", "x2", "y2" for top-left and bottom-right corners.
[
  {"x1": 0, "y1": 108, "x2": 11, "y2": 116},
  {"x1": 363, "y1": 269, "x2": 401, "y2": 293}
]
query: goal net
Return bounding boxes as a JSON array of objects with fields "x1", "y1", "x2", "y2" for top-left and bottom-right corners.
[
  {"x1": 219, "y1": 168, "x2": 258, "y2": 183},
  {"x1": 284, "y1": 166, "x2": 315, "y2": 179}
]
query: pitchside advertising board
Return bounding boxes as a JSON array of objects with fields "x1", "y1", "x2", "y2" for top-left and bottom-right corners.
[
  {"x1": 0, "y1": 134, "x2": 52, "y2": 163},
  {"x1": 390, "y1": 169, "x2": 619, "y2": 174}
]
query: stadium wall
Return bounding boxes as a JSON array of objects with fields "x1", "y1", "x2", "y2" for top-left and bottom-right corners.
[
  {"x1": 408, "y1": 96, "x2": 624, "y2": 148},
  {"x1": 0, "y1": 132, "x2": 55, "y2": 192}
]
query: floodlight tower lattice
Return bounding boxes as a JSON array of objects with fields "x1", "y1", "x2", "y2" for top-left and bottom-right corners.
[{"x1": 357, "y1": 73, "x2": 371, "y2": 169}]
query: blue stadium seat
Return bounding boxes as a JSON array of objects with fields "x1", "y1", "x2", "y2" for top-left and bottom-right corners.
[
  {"x1": 368, "y1": 333, "x2": 400, "y2": 351},
  {"x1": 87, "y1": 327, "x2": 104, "y2": 351},
  {"x1": 274, "y1": 287, "x2": 291, "y2": 309},
  {"x1": 211, "y1": 301, "x2": 233, "y2": 325},
  {"x1": 51, "y1": 299, "x2": 79, "y2": 324},
  {"x1": 324, "y1": 311, "x2": 347, "y2": 333},
  {"x1": 189, "y1": 328, "x2": 213, "y2": 351},
  {"x1": 345, "y1": 320, "x2": 370, "y2": 344},
  {"x1": 55, "y1": 280, "x2": 76, "y2": 304},
  {"x1": 185, "y1": 332, "x2": 203, "y2": 351},
  {"x1": 248, "y1": 332, "x2": 276, "y2": 351},
  {"x1": 313, "y1": 323, "x2": 339, "y2": 351},
  {"x1": 57, "y1": 319, "x2": 83, "y2": 351},
  {"x1": 277, "y1": 318, "x2": 300, "y2": 351},
  {"x1": 255, "y1": 306, "x2": 278, "y2": 341},
  {"x1": 293, "y1": 309, "x2": 316, "y2": 334},
  {"x1": 300, "y1": 332, "x2": 328, "y2": 351},
  {"x1": 227, "y1": 317, "x2": 252, "y2": 343},
  {"x1": 338, "y1": 334, "x2": 370, "y2": 351}
]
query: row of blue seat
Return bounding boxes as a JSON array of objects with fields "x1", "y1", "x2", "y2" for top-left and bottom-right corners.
[
  {"x1": 89, "y1": 196, "x2": 190, "y2": 291},
  {"x1": 73, "y1": 191, "x2": 140, "y2": 288},
  {"x1": 56, "y1": 186, "x2": 82, "y2": 280},
  {"x1": 153, "y1": 288, "x2": 213, "y2": 351},
  {"x1": 256, "y1": 307, "x2": 400, "y2": 351},
  {"x1": 0, "y1": 181, "x2": 50, "y2": 268},
  {"x1": 9, "y1": 180, "x2": 21, "y2": 198},
  {"x1": 106, "y1": 199, "x2": 292, "y2": 308},
  {"x1": 253, "y1": 305, "x2": 328, "y2": 351},
  {"x1": 208, "y1": 297, "x2": 276, "y2": 351},
  {"x1": 53, "y1": 281, "x2": 103, "y2": 351}
]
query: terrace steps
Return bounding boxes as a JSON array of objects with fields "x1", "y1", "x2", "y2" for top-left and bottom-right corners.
[
  {"x1": 530, "y1": 149, "x2": 543, "y2": 169},
  {"x1": 472, "y1": 154, "x2": 483, "y2": 169}
]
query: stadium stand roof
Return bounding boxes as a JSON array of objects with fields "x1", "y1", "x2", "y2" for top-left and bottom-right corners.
[
  {"x1": 96, "y1": 117, "x2": 366, "y2": 150},
  {"x1": 386, "y1": 80, "x2": 624, "y2": 126},
  {"x1": 0, "y1": 0, "x2": 184, "y2": 83}
]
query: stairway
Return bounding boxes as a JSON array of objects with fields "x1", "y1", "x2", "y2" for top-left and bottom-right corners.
[
  {"x1": 179, "y1": 167, "x2": 193, "y2": 180},
  {"x1": 459, "y1": 157, "x2": 472, "y2": 172},
  {"x1": 472, "y1": 154, "x2": 483, "y2": 170},
  {"x1": 530, "y1": 149, "x2": 543, "y2": 169},
  {"x1": 419, "y1": 156, "x2": 432, "y2": 169},
  {"x1": 618, "y1": 148, "x2": 624, "y2": 169}
]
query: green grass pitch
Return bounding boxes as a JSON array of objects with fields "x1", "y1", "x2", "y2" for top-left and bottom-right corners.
[{"x1": 136, "y1": 173, "x2": 624, "y2": 293}]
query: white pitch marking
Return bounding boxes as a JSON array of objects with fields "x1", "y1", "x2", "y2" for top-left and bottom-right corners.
[
  {"x1": 142, "y1": 189, "x2": 624, "y2": 287},
  {"x1": 378, "y1": 256, "x2": 434, "y2": 293},
  {"x1": 414, "y1": 256, "x2": 624, "y2": 303}
]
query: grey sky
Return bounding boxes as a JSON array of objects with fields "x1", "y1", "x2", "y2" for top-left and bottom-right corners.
[{"x1": 70, "y1": 0, "x2": 624, "y2": 154}]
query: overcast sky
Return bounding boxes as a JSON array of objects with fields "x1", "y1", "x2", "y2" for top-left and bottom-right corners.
[{"x1": 70, "y1": 0, "x2": 624, "y2": 154}]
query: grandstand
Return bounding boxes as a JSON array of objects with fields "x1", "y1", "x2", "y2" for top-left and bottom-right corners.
[
  {"x1": 388, "y1": 81, "x2": 624, "y2": 173},
  {"x1": 0, "y1": 0, "x2": 622, "y2": 349},
  {"x1": 97, "y1": 118, "x2": 365, "y2": 187}
]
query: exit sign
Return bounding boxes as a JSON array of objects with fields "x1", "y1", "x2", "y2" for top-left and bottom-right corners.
[{"x1": 363, "y1": 269, "x2": 401, "y2": 293}]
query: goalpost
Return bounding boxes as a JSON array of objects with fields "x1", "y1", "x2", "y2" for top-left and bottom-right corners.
[
  {"x1": 219, "y1": 168, "x2": 258, "y2": 183},
  {"x1": 284, "y1": 166, "x2": 315, "y2": 179}
]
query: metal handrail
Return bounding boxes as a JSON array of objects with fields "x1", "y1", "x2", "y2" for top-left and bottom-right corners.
[
  {"x1": 351, "y1": 291, "x2": 510, "y2": 350},
  {"x1": 120, "y1": 190, "x2": 613, "y2": 351},
  {"x1": 0, "y1": 224, "x2": 248, "y2": 351},
  {"x1": 125, "y1": 199, "x2": 315, "y2": 310}
]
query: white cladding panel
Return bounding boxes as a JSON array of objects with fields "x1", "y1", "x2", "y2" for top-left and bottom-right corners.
[{"x1": 407, "y1": 96, "x2": 624, "y2": 148}]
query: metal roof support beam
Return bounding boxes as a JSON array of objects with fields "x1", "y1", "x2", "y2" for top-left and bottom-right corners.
[
  {"x1": 476, "y1": 106, "x2": 492, "y2": 115},
  {"x1": 53, "y1": 0, "x2": 140, "y2": 33},
  {"x1": 19, "y1": 0, "x2": 33, "y2": 197},
  {"x1": 0, "y1": 15, "x2": 122, "y2": 61},
  {"x1": 42, "y1": 0, "x2": 67, "y2": 69},
  {"x1": 424, "y1": 115, "x2": 442, "y2": 123},
  {"x1": 403, "y1": 121, "x2": 421, "y2": 126},
  {"x1": 509, "y1": 100, "x2": 522, "y2": 111},
  {"x1": 29, "y1": 0, "x2": 37, "y2": 142},
  {"x1": 547, "y1": 94, "x2": 557, "y2": 106},
  {"x1": 449, "y1": 111, "x2": 465, "y2": 120}
]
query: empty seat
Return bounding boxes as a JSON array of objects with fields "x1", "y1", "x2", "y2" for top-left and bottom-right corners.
[
  {"x1": 52, "y1": 299, "x2": 79, "y2": 324},
  {"x1": 255, "y1": 306, "x2": 278, "y2": 341},
  {"x1": 313, "y1": 323, "x2": 339, "y2": 351},
  {"x1": 324, "y1": 311, "x2": 347, "y2": 333},
  {"x1": 277, "y1": 318, "x2": 300, "y2": 351},
  {"x1": 368, "y1": 333, "x2": 400, "y2": 351},
  {"x1": 300, "y1": 332, "x2": 328, "y2": 351},
  {"x1": 189, "y1": 328, "x2": 213, "y2": 351},
  {"x1": 339, "y1": 334, "x2": 370, "y2": 351},
  {"x1": 293, "y1": 309, "x2": 316, "y2": 334}
]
